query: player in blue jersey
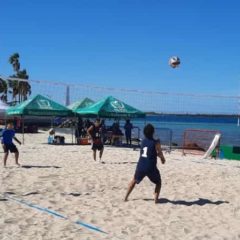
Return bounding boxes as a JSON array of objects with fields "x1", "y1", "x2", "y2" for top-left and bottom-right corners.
[
  {"x1": 1, "y1": 122, "x2": 21, "y2": 167},
  {"x1": 124, "y1": 124, "x2": 166, "y2": 203}
]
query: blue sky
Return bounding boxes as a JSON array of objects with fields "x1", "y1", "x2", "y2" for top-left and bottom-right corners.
[{"x1": 0, "y1": 0, "x2": 240, "y2": 97}]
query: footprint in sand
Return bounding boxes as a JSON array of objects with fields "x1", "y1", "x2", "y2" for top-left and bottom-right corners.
[
  {"x1": 0, "y1": 198, "x2": 7, "y2": 201},
  {"x1": 61, "y1": 192, "x2": 81, "y2": 197},
  {"x1": 22, "y1": 191, "x2": 40, "y2": 196}
]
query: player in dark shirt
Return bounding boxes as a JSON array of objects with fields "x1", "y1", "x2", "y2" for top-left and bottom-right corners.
[
  {"x1": 1, "y1": 122, "x2": 21, "y2": 167},
  {"x1": 87, "y1": 118, "x2": 104, "y2": 162},
  {"x1": 124, "y1": 119, "x2": 133, "y2": 145},
  {"x1": 124, "y1": 124, "x2": 166, "y2": 203}
]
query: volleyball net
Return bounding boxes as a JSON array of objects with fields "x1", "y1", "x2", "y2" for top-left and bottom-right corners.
[{"x1": 0, "y1": 75, "x2": 239, "y2": 115}]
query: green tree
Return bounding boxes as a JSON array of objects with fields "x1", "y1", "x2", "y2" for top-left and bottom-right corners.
[
  {"x1": 9, "y1": 53, "x2": 31, "y2": 102},
  {"x1": 9, "y1": 53, "x2": 20, "y2": 72},
  {"x1": 0, "y1": 77, "x2": 8, "y2": 102},
  {"x1": 17, "y1": 69, "x2": 31, "y2": 101}
]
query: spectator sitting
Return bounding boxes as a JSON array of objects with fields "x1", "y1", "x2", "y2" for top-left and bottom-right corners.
[{"x1": 48, "y1": 128, "x2": 55, "y2": 144}]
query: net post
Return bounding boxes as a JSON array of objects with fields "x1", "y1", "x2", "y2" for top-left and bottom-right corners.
[{"x1": 65, "y1": 85, "x2": 70, "y2": 106}]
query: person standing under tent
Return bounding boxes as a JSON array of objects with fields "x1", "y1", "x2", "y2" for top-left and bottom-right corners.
[
  {"x1": 100, "y1": 119, "x2": 107, "y2": 143},
  {"x1": 111, "y1": 120, "x2": 123, "y2": 145},
  {"x1": 75, "y1": 117, "x2": 83, "y2": 139},
  {"x1": 124, "y1": 119, "x2": 133, "y2": 146},
  {"x1": 82, "y1": 119, "x2": 93, "y2": 137}
]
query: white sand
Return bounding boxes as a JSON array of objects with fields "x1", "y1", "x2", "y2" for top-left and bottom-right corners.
[{"x1": 0, "y1": 131, "x2": 240, "y2": 240}]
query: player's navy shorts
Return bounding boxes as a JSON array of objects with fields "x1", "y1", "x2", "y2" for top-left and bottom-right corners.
[
  {"x1": 92, "y1": 141, "x2": 104, "y2": 151},
  {"x1": 3, "y1": 144, "x2": 18, "y2": 153},
  {"x1": 134, "y1": 168, "x2": 161, "y2": 185}
]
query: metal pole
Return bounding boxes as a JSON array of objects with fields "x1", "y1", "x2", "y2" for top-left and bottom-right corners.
[
  {"x1": 169, "y1": 129, "x2": 173, "y2": 153},
  {"x1": 65, "y1": 85, "x2": 70, "y2": 106},
  {"x1": 22, "y1": 116, "x2": 25, "y2": 144},
  {"x1": 72, "y1": 123, "x2": 74, "y2": 145}
]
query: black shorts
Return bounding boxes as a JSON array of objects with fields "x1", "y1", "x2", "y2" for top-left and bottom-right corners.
[
  {"x1": 3, "y1": 144, "x2": 18, "y2": 153},
  {"x1": 134, "y1": 168, "x2": 161, "y2": 185},
  {"x1": 92, "y1": 143, "x2": 104, "y2": 151}
]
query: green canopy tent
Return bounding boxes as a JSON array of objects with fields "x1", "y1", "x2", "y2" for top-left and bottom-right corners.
[
  {"x1": 75, "y1": 96, "x2": 145, "y2": 118},
  {"x1": 7, "y1": 94, "x2": 73, "y2": 143},
  {"x1": 68, "y1": 97, "x2": 95, "y2": 112}
]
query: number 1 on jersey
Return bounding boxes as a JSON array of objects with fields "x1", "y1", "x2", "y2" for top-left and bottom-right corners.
[{"x1": 142, "y1": 147, "x2": 148, "y2": 157}]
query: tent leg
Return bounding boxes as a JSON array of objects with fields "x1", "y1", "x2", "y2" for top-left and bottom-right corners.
[
  {"x1": 22, "y1": 116, "x2": 25, "y2": 144},
  {"x1": 72, "y1": 125, "x2": 74, "y2": 145}
]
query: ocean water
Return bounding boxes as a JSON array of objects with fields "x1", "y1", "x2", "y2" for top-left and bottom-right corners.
[{"x1": 129, "y1": 115, "x2": 240, "y2": 146}]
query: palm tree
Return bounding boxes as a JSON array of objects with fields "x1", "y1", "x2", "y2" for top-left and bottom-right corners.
[
  {"x1": 9, "y1": 53, "x2": 20, "y2": 101},
  {"x1": 0, "y1": 77, "x2": 8, "y2": 102},
  {"x1": 9, "y1": 53, "x2": 31, "y2": 102},
  {"x1": 9, "y1": 53, "x2": 20, "y2": 72},
  {"x1": 17, "y1": 69, "x2": 31, "y2": 101},
  {"x1": 8, "y1": 75, "x2": 19, "y2": 101}
]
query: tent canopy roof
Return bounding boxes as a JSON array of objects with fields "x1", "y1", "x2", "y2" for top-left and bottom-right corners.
[
  {"x1": 68, "y1": 97, "x2": 95, "y2": 111},
  {"x1": 7, "y1": 94, "x2": 72, "y2": 116},
  {"x1": 75, "y1": 96, "x2": 145, "y2": 118}
]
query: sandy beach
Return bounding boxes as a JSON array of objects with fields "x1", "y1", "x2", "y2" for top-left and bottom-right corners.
[{"x1": 0, "y1": 131, "x2": 240, "y2": 240}]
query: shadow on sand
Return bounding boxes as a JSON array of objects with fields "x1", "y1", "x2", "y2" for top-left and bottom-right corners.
[
  {"x1": 143, "y1": 198, "x2": 229, "y2": 206},
  {"x1": 42, "y1": 143, "x2": 77, "y2": 146},
  {"x1": 21, "y1": 165, "x2": 61, "y2": 169},
  {"x1": 106, "y1": 161, "x2": 138, "y2": 165}
]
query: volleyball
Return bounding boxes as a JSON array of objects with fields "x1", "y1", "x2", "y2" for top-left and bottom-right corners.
[{"x1": 169, "y1": 56, "x2": 180, "y2": 68}]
